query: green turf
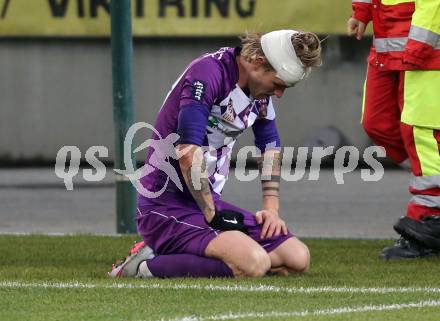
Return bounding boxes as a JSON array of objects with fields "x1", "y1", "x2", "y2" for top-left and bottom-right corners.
[{"x1": 1, "y1": 235, "x2": 439, "y2": 321}]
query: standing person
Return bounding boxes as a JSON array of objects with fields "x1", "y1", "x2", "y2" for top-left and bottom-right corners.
[
  {"x1": 109, "y1": 29, "x2": 322, "y2": 278},
  {"x1": 348, "y1": 0, "x2": 440, "y2": 259}
]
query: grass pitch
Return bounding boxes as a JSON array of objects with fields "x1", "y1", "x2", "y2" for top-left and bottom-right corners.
[{"x1": 1, "y1": 235, "x2": 440, "y2": 321}]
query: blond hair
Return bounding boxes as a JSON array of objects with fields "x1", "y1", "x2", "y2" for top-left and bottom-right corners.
[{"x1": 239, "y1": 31, "x2": 322, "y2": 69}]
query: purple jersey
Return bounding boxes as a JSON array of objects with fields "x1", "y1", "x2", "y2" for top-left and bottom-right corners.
[{"x1": 138, "y1": 47, "x2": 279, "y2": 205}]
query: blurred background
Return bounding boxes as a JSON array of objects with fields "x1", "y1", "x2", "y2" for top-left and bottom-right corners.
[
  {"x1": 0, "y1": 0, "x2": 406, "y2": 238},
  {"x1": 0, "y1": 0, "x2": 373, "y2": 164}
]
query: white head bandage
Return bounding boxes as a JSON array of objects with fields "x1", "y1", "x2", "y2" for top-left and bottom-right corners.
[{"x1": 261, "y1": 30, "x2": 311, "y2": 87}]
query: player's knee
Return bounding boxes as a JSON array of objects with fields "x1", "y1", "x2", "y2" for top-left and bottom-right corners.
[
  {"x1": 240, "y1": 249, "x2": 271, "y2": 278},
  {"x1": 285, "y1": 243, "x2": 310, "y2": 273},
  {"x1": 296, "y1": 245, "x2": 311, "y2": 273}
]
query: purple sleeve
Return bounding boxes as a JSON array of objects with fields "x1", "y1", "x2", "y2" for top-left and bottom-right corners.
[
  {"x1": 179, "y1": 57, "x2": 223, "y2": 108},
  {"x1": 176, "y1": 57, "x2": 224, "y2": 146},
  {"x1": 176, "y1": 103, "x2": 209, "y2": 146},
  {"x1": 252, "y1": 118, "x2": 281, "y2": 152}
]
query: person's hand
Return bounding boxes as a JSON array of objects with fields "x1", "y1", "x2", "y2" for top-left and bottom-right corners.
[
  {"x1": 206, "y1": 209, "x2": 248, "y2": 234},
  {"x1": 255, "y1": 209, "x2": 288, "y2": 239},
  {"x1": 347, "y1": 17, "x2": 366, "y2": 40}
]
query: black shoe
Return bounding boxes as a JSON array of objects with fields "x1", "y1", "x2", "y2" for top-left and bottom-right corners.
[
  {"x1": 394, "y1": 216, "x2": 440, "y2": 251},
  {"x1": 380, "y1": 236, "x2": 436, "y2": 260}
]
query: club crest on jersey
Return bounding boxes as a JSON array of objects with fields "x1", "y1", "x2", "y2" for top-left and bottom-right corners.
[
  {"x1": 220, "y1": 99, "x2": 236, "y2": 123},
  {"x1": 256, "y1": 99, "x2": 269, "y2": 118},
  {"x1": 192, "y1": 80, "x2": 206, "y2": 101}
]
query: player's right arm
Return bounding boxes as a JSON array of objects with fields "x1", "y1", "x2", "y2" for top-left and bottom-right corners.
[
  {"x1": 177, "y1": 144, "x2": 216, "y2": 221},
  {"x1": 175, "y1": 57, "x2": 248, "y2": 233},
  {"x1": 348, "y1": 0, "x2": 372, "y2": 40},
  {"x1": 177, "y1": 143, "x2": 247, "y2": 233}
]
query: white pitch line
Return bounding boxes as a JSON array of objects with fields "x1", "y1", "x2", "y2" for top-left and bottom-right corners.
[
  {"x1": 167, "y1": 300, "x2": 440, "y2": 321},
  {"x1": 2, "y1": 281, "x2": 440, "y2": 295}
]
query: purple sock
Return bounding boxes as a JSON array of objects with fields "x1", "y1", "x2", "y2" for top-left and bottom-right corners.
[{"x1": 146, "y1": 254, "x2": 233, "y2": 278}]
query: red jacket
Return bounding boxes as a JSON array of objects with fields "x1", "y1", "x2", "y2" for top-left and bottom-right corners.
[{"x1": 352, "y1": 0, "x2": 440, "y2": 70}]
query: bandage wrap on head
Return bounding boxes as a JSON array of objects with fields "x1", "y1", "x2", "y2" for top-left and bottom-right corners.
[{"x1": 261, "y1": 30, "x2": 311, "y2": 87}]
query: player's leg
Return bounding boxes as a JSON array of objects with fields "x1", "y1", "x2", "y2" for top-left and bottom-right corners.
[
  {"x1": 212, "y1": 200, "x2": 300, "y2": 275},
  {"x1": 204, "y1": 230, "x2": 271, "y2": 278},
  {"x1": 109, "y1": 243, "x2": 234, "y2": 278},
  {"x1": 110, "y1": 201, "x2": 235, "y2": 278},
  {"x1": 114, "y1": 230, "x2": 272, "y2": 278},
  {"x1": 139, "y1": 197, "x2": 273, "y2": 278},
  {"x1": 111, "y1": 198, "x2": 293, "y2": 278},
  {"x1": 267, "y1": 237, "x2": 310, "y2": 273},
  {"x1": 142, "y1": 253, "x2": 234, "y2": 278},
  {"x1": 111, "y1": 229, "x2": 269, "y2": 278}
]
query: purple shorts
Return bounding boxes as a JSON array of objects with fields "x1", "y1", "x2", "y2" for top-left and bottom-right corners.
[{"x1": 136, "y1": 192, "x2": 294, "y2": 257}]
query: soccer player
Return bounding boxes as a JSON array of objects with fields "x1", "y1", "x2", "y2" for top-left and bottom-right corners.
[
  {"x1": 109, "y1": 30, "x2": 322, "y2": 278},
  {"x1": 349, "y1": 1, "x2": 440, "y2": 259}
]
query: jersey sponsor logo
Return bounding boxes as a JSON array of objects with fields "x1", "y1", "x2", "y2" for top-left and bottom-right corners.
[
  {"x1": 192, "y1": 80, "x2": 206, "y2": 101},
  {"x1": 207, "y1": 116, "x2": 242, "y2": 138},
  {"x1": 220, "y1": 99, "x2": 236, "y2": 123}
]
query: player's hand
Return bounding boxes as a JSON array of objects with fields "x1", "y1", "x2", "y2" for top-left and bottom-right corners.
[
  {"x1": 255, "y1": 209, "x2": 288, "y2": 239},
  {"x1": 347, "y1": 17, "x2": 366, "y2": 40},
  {"x1": 206, "y1": 209, "x2": 248, "y2": 234}
]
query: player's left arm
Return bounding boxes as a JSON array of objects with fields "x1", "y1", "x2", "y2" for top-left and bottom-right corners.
[
  {"x1": 252, "y1": 103, "x2": 288, "y2": 239},
  {"x1": 256, "y1": 149, "x2": 288, "y2": 239}
]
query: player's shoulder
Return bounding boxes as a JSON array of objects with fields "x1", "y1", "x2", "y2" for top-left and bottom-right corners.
[
  {"x1": 189, "y1": 47, "x2": 237, "y2": 73},
  {"x1": 182, "y1": 47, "x2": 239, "y2": 101},
  {"x1": 202, "y1": 47, "x2": 237, "y2": 62}
]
